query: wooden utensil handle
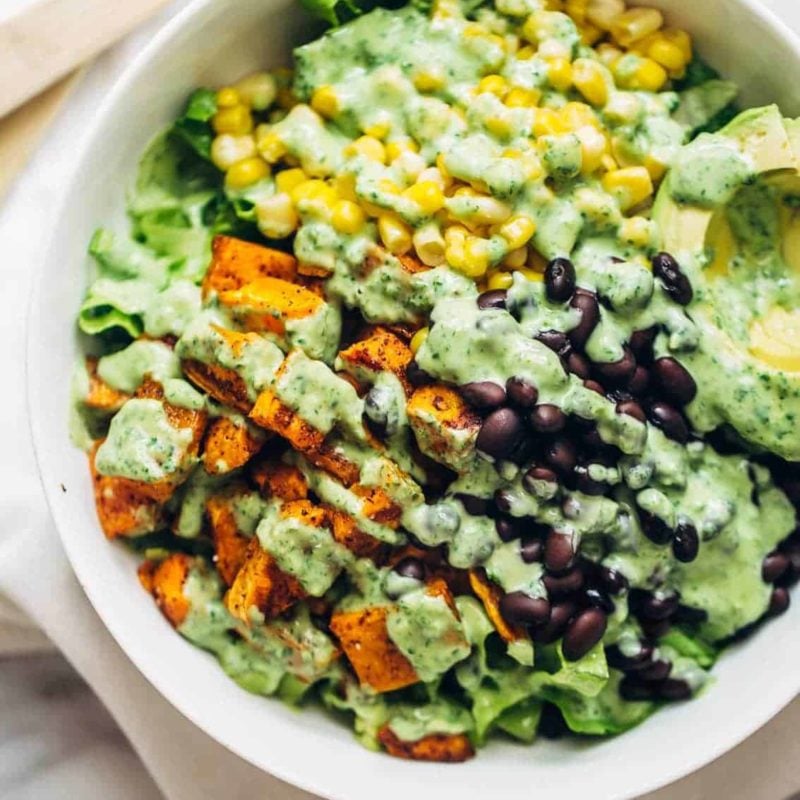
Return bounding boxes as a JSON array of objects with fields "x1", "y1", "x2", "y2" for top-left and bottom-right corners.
[{"x1": 0, "y1": 0, "x2": 174, "y2": 118}]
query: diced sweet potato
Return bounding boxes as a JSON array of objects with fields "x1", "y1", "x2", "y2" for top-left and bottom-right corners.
[
  {"x1": 207, "y1": 489, "x2": 252, "y2": 585},
  {"x1": 225, "y1": 540, "x2": 306, "y2": 622},
  {"x1": 407, "y1": 384, "x2": 481, "y2": 473},
  {"x1": 297, "y1": 261, "x2": 332, "y2": 278},
  {"x1": 250, "y1": 460, "x2": 309, "y2": 501},
  {"x1": 337, "y1": 328, "x2": 413, "y2": 395},
  {"x1": 84, "y1": 357, "x2": 129, "y2": 412},
  {"x1": 218, "y1": 277, "x2": 323, "y2": 335},
  {"x1": 202, "y1": 416, "x2": 263, "y2": 475},
  {"x1": 327, "y1": 508, "x2": 386, "y2": 561},
  {"x1": 145, "y1": 553, "x2": 194, "y2": 628},
  {"x1": 134, "y1": 378, "x2": 208, "y2": 457},
  {"x1": 249, "y1": 389, "x2": 326, "y2": 453},
  {"x1": 396, "y1": 253, "x2": 430, "y2": 274},
  {"x1": 203, "y1": 235, "x2": 297, "y2": 297},
  {"x1": 378, "y1": 726, "x2": 474, "y2": 762},
  {"x1": 182, "y1": 359, "x2": 253, "y2": 414},
  {"x1": 352, "y1": 484, "x2": 402, "y2": 528},
  {"x1": 306, "y1": 443, "x2": 363, "y2": 487},
  {"x1": 89, "y1": 444, "x2": 165, "y2": 537},
  {"x1": 278, "y1": 498, "x2": 329, "y2": 527},
  {"x1": 468, "y1": 569, "x2": 527, "y2": 644},
  {"x1": 329, "y1": 606, "x2": 419, "y2": 693}
]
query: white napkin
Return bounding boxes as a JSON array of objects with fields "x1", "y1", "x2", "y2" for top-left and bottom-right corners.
[{"x1": 2, "y1": 2, "x2": 800, "y2": 799}]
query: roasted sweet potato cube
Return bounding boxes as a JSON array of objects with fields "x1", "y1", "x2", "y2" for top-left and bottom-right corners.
[
  {"x1": 203, "y1": 235, "x2": 297, "y2": 296},
  {"x1": 218, "y1": 277, "x2": 323, "y2": 335},
  {"x1": 182, "y1": 359, "x2": 253, "y2": 414},
  {"x1": 468, "y1": 569, "x2": 527, "y2": 643},
  {"x1": 225, "y1": 540, "x2": 306, "y2": 622},
  {"x1": 84, "y1": 357, "x2": 129, "y2": 412},
  {"x1": 279, "y1": 498, "x2": 329, "y2": 527},
  {"x1": 207, "y1": 490, "x2": 252, "y2": 585},
  {"x1": 202, "y1": 416, "x2": 263, "y2": 475},
  {"x1": 329, "y1": 606, "x2": 419, "y2": 693},
  {"x1": 407, "y1": 384, "x2": 481, "y2": 473},
  {"x1": 143, "y1": 553, "x2": 194, "y2": 628},
  {"x1": 297, "y1": 260, "x2": 332, "y2": 278},
  {"x1": 89, "y1": 445, "x2": 165, "y2": 537},
  {"x1": 134, "y1": 378, "x2": 208, "y2": 457},
  {"x1": 378, "y1": 727, "x2": 474, "y2": 762},
  {"x1": 337, "y1": 328, "x2": 413, "y2": 395},
  {"x1": 250, "y1": 460, "x2": 309, "y2": 500},
  {"x1": 249, "y1": 389, "x2": 326, "y2": 453},
  {"x1": 306, "y1": 443, "x2": 362, "y2": 487},
  {"x1": 327, "y1": 508, "x2": 386, "y2": 561},
  {"x1": 352, "y1": 484, "x2": 402, "y2": 528}
]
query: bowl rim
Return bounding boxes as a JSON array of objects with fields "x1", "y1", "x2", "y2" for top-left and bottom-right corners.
[{"x1": 25, "y1": 0, "x2": 800, "y2": 797}]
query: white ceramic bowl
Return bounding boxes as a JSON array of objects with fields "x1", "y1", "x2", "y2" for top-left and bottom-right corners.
[{"x1": 27, "y1": 1, "x2": 800, "y2": 798}]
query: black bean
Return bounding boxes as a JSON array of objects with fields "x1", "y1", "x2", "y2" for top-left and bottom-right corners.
[
  {"x1": 406, "y1": 361, "x2": 432, "y2": 387},
  {"x1": 562, "y1": 607, "x2": 607, "y2": 661},
  {"x1": 639, "y1": 510, "x2": 674, "y2": 546},
  {"x1": 476, "y1": 407, "x2": 525, "y2": 459},
  {"x1": 647, "y1": 400, "x2": 689, "y2": 443},
  {"x1": 626, "y1": 365, "x2": 650, "y2": 396},
  {"x1": 629, "y1": 327, "x2": 657, "y2": 362},
  {"x1": 520, "y1": 536, "x2": 544, "y2": 563},
  {"x1": 536, "y1": 329, "x2": 571, "y2": 356},
  {"x1": 506, "y1": 376, "x2": 539, "y2": 408},
  {"x1": 672, "y1": 605, "x2": 708, "y2": 626},
  {"x1": 672, "y1": 522, "x2": 699, "y2": 563},
  {"x1": 652, "y1": 357, "x2": 697, "y2": 406},
  {"x1": 584, "y1": 587, "x2": 615, "y2": 614},
  {"x1": 545, "y1": 529, "x2": 576, "y2": 573},
  {"x1": 530, "y1": 404, "x2": 567, "y2": 434},
  {"x1": 523, "y1": 465, "x2": 558, "y2": 493},
  {"x1": 499, "y1": 591, "x2": 551, "y2": 627},
  {"x1": 639, "y1": 592, "x2": 680, "y2": 621},
  {"x1": 568, "y1": 290, "x2": 600, "y2": 349},
  {"x1": 545, "y1": 257, "x2": 576, "y2": 303},
  {"x1": 584, "y1": 379, "x2": 606, "y2": 396},
  {"x1": 456, "y1": 494, "x2": 488, "y2": 516},
  {"x1": 567, "y1": 352, "x2": 591, "y2": 379},
  {"x1": 640, "y1": 618, "x2": 672, "y2": 639},
  {"x1": 658, "y1": 678, "x2": 692, "y2": 701},
  {"x1": 580, "y1": 426, "x2": 606, "y2": 450},
  {"x1": 544, "y1": 438, "x2": 577, "y2": 476},
  {"x1": 494, "y1": 489, "x2": 514, "y2": 514},
  {"x1": 653, "y1": 252, "x2": 693, "y2": 306},
  {"x1": 763, "y1": 552, "x2": 790, "y2": 583},
  {"x1": 477, "y1": 289, "x2": 508, "y2": 310},
  {"x1": 617, "y1": 399, "x2": 646, "y2": 422},
  {"x1": 638, "y1": 659, "x2": 672, "y2": 682},
  {"x1": 594, "y1": 347, "x2": 637, "y2": 386},
  {"x1": 574, "y1": 466, "x2": 607, "y2": 496},
  {"x1": 768, "y1": 586, "x2": 791, "y2": 616},
  {"x1": 606, "y1": 643, "x2": 653, "y2": 671},
  {"x1": 544, "y1": 568, "x2": 584, "y2": 597},
  {"x1": 394, "y1": 557, "x2": 424, "y2": 581},
  {"x1": 597, "y1": 566, "x2": 629, "y2": 596},
  {"x1": 532, "y1": 600, "x2": 578, "y2": 643},
  {"x1": 495, "y1": 516, "x2": 521, "y2": 542},
  {"x1": 460, "y1": 381, "x2": 506, "y2": 410},
  {"x1": 620, "y1": 676, "x2": 656, "y2": 701}
]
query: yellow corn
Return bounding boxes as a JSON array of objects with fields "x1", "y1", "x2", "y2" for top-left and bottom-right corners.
[
  {"x1": 502, "y1": 246, "x2": 529, "y2": 270},
  {"x1": 444, "y1": 224, "x2": 469, "y2": 246},
  {"x1": 516, "y1": 267, "x2": 545, "y2": 282},
  {"x1": 255, "y1": 126, "x2": 287, "y2": 163},
  {"x1": 404, "y1": 181, "x2": 446, "y2": 215},
  {"x1": 576, "y1": 125, "x2": 608, "y2": 174},
  {"x1": 378, "y1": 215, "x2": 413, "y2": 254},
  {"x1": 378, "y1": 178, "x2": 402, "y2": 195},
  {"x1": 517, "y1": 45, "x2": 536, "y2": 60},
  {"x1": 291, "y1": 179, "x2": 338, "y2": 206},
  {"x1": 414, "y1": 69, "x2": 446, "y2": 92},
  {"x1": 499, "y1": 214, "x2": 536, "y2": 250},
  {"x1": 210, "y1": 134, "x2": 256, "y2": 171},
  {"x1": 213, "y1": 105, "x2": 253, "y2": 136},
  {"x1": 364, "y1": 118, "x2": 392, "y2": 140},
  {"x1": 447, "y1": 236, "x2": 490, "y2": 278},
  {"x1": 487, "y1": 270, "x2": 514, "y2": 290},
  {"x1": 477, "y1": 74, "x2": 509, "y2": 97},
  {"x1": 216, "y1": 87, "x2": 241, "y2": 109},
  {"x1": 256, "y1": 192, "x2": 299, "y2": 239},
  {"x1": 647, "y1": 37, "x2": 688, "y2": 72},
  {"x1": 333, "y1": 173, "x2": 358, "y2": 203},
  {"x1": 486, "y1": 115, "x2": 514, "y2": 139},
  {"x1": 619, "y1": 216, "x2": 653, "y2": 247},
  {"x1": 414, "y1": 223, "x2": 447, "y2": 266},
  {"x1": 331, "y1": 200, "x2": 366, "y2": 234},
  {"x1": 596, "y1": 42, "x2": 624, "y2": 68},
  {"x1": 275, "y1": 168, "x2": 307, "y2": 194},
  {"x1": 602, "y1": 166, "x2": 654, "y2": 212},
  {"x1": 611, "y1": 8, "x2": 664, "y2": 47},
  {"x1": 630, "y1": 58, "x2": 668, "y2": 92},
  {"x1": 586, "y1": 0, "x2": 625, "y2": 31},
  {"x1": 225, "y1": 157, "x2": 269, "y2": 189},
  {"x1": 311, "y1": 85, "x2": 339, "y2": 118},
  {"x1": 505, "y1": 87, "x2": 542, "y2": 108},
  {"x1": 410, "y1": 327, "x2": 429, "y2": 354},
  {"x1": 547, "y1": 57, "x2": 573, "y2": 92},
  {"x1": 571, "y1": 59, "x2": 609, "y2": 107},
  {"x1": 643, "y1": 154, "x2": 668, "y2": 182},
  {"x1": 345, "y1": 136, "x2": 387, "y2": 163},
  {"x1": 578, "y1": 22, "x2": 603, "y2": 45},
  {"x1": 234, "y1": 73, "x2": 277, "y2": 111},
  {"x1": 565, "y1": 0, "x2": 588, "y2": 22},
  {"x1": 533, "y1": 107, "x2": 569, "y2": 137},
  {"x1": 663, "y1": 28, "x2": 692, "y2": 62},
  {"x1": 386, "y1": 138, "x2": 420, "y2": 161}
]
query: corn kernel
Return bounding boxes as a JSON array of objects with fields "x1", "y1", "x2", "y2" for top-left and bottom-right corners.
[
  {"x1": 647, "y1": 38, "x2": 687, "y2": 72},
  {"x1": 578, "y1": 23, "x2": 603, "y2": 45},
  {"x1": 394, "y1": 151, "x2": 428, "y2": 183},
  {"x1": 378, "y1": 214, "x2": 413, "y2": 254},
  {"x1": 503, "y1": 246, "x2": 529, "y2": 269},
  {"x1": 225, "y1": 157, "x2": 269, "y2": 189},
  {"x1": 210, "y1": 134, "x2": 256, "y2": 171},
  {"x1": 378, "y1": 178, "x2": 402, "y2": 195},
  {"x1": 291, "y1": 179, "x2": 338, "y2": 207},
  {"x1": 533, "y1": 107, "x2": 569, "y2": 137},
  {"x1": 414, "y1": 223, "x2": 447, "y2": 266},
  {"x1": 414, "y1": 69, "x2": 446, "y2": 92},
  {"x1": 216, "y1": 87, "x2": 241, "y2": 109},
  {"x1": 330, "y1": 200, "x2": 366, "y2": 234},
  {"x1": 631, "y1": 58, "x2": 668, "y2": 92},
  {"x1": 213, "y1": 105, "x2": 253, "y2": 136},
  {"x1": 364, "y1": 119, "x2": 392, "y2": 140},
  {"x1": 274, "y1": 168, "x2": 306, "y2": 194},
  {"x1": 601, "y1": 153, "x2": 618, "y2": 172},
  {"x1": 386, "y1": 138, "x2": 420, "y2": 161},
  {"x1": 417, "y1": 166, "x2": 448, "y2": 190},
  {"x1": 499, "y1": 214, "x2": 536, "y2": 250},
  {"x1": 565, "y1": 0, "x2": 588, "y2": 23},
  {"x1": 346, "y1": 136, "x2": 387, "y2": 163},
  {"x1": 517, "y1": 45, "x2": 536, "y2": 60},
  {"x1": 571, "y1": 59, "x2": 608, "y2": 107},
  {"x1": 410, "y1": 327, "x2": 429, "y2": 354},
  {"x1": 256, "y1": 192, "x2": 299, "y2": 239},
  {"x1": 463, "y1": 236, "x2": 492, "y2": 276},
  {"x1": 255, "y1": 126, "x2": 287, "y2": 163},
  {"x1": 602, "y1": 166, "x2": 653, "y2": 212},
  {"x1": 234, "y1": 73, "x2": 277, "y2": 111},
  {"x1": 477, "y1": 74, "x2": 509, "y2": 97},
  {"x1": 663, "y1": 28, "x2": 692, "y2": 62},
  {"x1": 611, "y1": 8, "x2": 664, "y2": 47},
  {"x1": 576, "y1": 125, "x2": 608, "y2": 174},
  {"x1": 516, "y1": 267, "x2": 545, "y2": 282},
  {"x1": 547, "y1": 57, "x2": 573, "y2": 92},
  {"x1": 643, "y1": 154, "x2": 667, "y2": 182},
  {"x1": 505, "y1": 87, "x2": 542, "y2": 108},
  {"x1": 444, "y1": 224, "x2": 469, "y2": 246},
  {"x1": 487, "y1": 270, "x2": 514, "y2": 290},
  {"x1": 404, "y1": 181, "x2": 446, "y2": 215},
  {"x1": 560, "y1": 101, "x2": 600, "y2": 130},
  {"x1": 486, "y1": 115, "x2": 514, "y2": 139},
  {"x1": 586, "y1": 0, "x2": 625, "y2": 31},
  {"x1": 596, "y1": 43, "x2": 624, "y2": 68},
  {"x1": 619, "y1": 216, "x2": 652, "y2": 247},
  {"x1": 311, "y1": 85, "x2": 339, "y2": 119}
]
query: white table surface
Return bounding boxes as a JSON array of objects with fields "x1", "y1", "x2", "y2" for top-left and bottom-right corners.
[{"x1": 2, "y1": 1, "x2": 800, "y2": 798}]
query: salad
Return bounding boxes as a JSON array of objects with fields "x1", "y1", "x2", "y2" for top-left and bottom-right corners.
[{"x1": 73, "y1": 0, "x2": 800, "y2": 761}]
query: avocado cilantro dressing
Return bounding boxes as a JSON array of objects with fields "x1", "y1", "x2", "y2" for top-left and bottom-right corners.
[{"x1": 74, "y1": 0, "x2": 800, "y2": 761}]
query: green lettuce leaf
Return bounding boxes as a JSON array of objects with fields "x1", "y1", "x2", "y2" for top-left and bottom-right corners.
[
  {"x1": 660, "y1": 628, "x2": 718, "y2": 669},
  {"x1": 495, "y1": 697, "x2": 543, "y2": 743},
  {"x1": 173, "y1": 88, "x2": 217, "y2": 160}
]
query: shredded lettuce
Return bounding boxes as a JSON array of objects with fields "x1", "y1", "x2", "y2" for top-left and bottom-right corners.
[{"x1": 173, "y1": 88, "x2": 217, "y2": 160}]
